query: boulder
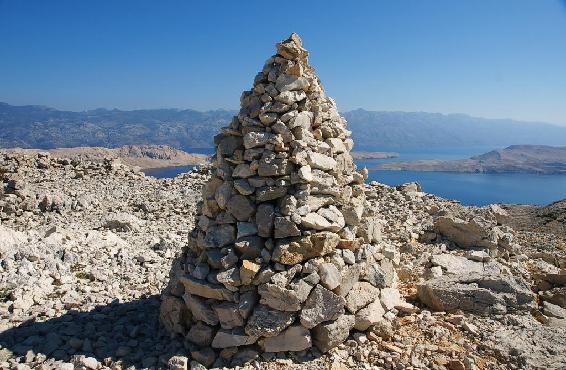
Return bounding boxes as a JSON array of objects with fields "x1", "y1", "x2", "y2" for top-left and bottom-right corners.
[
  {"x1": 417, "y1": 273, "x2": 534, "y2": 315},
  {"x1": 274, "y1": 216, "x2": 301, "y2": 238},
  {"x1": 430, "y1": 253, "x2": 500, "y2": 276},
  {"x1": 276, "y1": 75, "x2": 309, "y2": 92},
  {"x1": 258, "y1": 279, "x2": 313, "y2": 311},
  {"x1": 262, "y1": 325, "x2": 312, "y2": 352},
  {"x1": 307, "y1": 152, "x2": 337, "y2": 171},
  {"x1": 160, "y1": 296, "x2": 191, "y2": 335},
  {"x1": 334, "y1": 264, "x2": 361, "y2": 297},
  {"x1": 345, "y1": 282, "x2": 380, "y2": 313},
  {"x1": 226, "y1": 195, "x2": 255, "y2": 221},
  {"x1": 272, "y1": 232, "x2": 338, "y2": 265},
  {"x1": 237, "y1": 222, "x2": 258, "y2": 238},
  {"x1": 234, "y1": 236, "x2": 263, "y2": 259},
  {"x1": 434, "y1": 215, "x2": 512, "y2": 253},
  {"x1": 186, "y1": 322, "x2": 214, "y2": 347},
  {"x1": 245, "y1": 305, "x2": 296, "y2": 337},
  {"x1": 202, "y1": 224, "x2": 236, "y2": 249},
  {"x1": 183, "y1": 294, "x2": 219, "y2": 326},
  {"x1": 300, "y1": 285, "x2": 345, "y2": 329},
  {"x1": 312, "y1": 314, "x2": 355, "y2": 353},
  {"x1": 180, "y1": 277, "x2": 235, "y2": 301},
  {"x1": 243, "y1": 132, "x2": 274, "y2": 149},
  {"x1": 211, "y1": 329, "x2": 258, "y2": 348},
  {"x1": 214, "y1": 302, "x2": 245, "y2": 329},
  {"x1": 319, "y1": 263, "x2": 341, "y2": 290},
  {"x1": 257, "y1": 158, "x2": 292, "y2": 177},
  {"x1": 354, "y1": 300, "x2": 385, "y2": 331},
  {"x1": 301, "y1": 212, "x2": 333, "y2": 230},
  {"x1": 240, "y1": 260, "x2": 261, "y2": 285}
]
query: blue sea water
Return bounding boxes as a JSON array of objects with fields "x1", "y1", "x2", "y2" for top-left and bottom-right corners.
[
  {"x1": 142, "y1": 147, "x2": 566, "y2": 206},
  {"x1": 367, "y1": 170, "x2": 566, "y2": 206},
  {"x1": 143, "y1": 165, "x2": 196, "y2": 178}
]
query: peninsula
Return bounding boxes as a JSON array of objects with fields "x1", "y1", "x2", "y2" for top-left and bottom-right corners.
[
  {"x1": 2, "y1": 145, "x2": 209, "y2": 170},
  {"x1": 375, "y1": 145, "x2": 566, "y2": 174}
]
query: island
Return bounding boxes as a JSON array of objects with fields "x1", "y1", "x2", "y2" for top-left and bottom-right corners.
[
  {"x1": 351, "y1": 151, "x2": 399, "y2": 159},
  {"x1": 374, "y1": 145, "x2": 566, "y2": 174}
]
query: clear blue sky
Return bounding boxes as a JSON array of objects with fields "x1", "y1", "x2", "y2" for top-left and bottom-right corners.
[{"x1": 1, "y1": 0, "x2": 566, "y2": 124}]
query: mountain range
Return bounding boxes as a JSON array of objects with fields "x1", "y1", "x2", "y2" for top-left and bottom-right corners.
[{"x1": 2, "y1": 102, "x2": 566, "y2": 150}]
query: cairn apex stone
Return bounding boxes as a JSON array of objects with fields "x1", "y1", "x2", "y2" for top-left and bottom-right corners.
[{"x1": 161, "y1": 33, "x2": 389, "y2": 357}]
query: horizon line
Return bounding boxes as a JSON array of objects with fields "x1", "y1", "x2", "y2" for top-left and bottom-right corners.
[{"x1": 1, "y1": 100, "x2": 566, "y2": 128}]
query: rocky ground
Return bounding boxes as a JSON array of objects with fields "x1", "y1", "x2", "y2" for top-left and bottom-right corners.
[{"x1": 1, "y1": 151, "x2": 565, "y2": 370}]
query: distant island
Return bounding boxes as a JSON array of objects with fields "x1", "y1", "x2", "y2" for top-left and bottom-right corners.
[
  {"x1": 2, "y1": 145, "x2": 209, "y2": 170},
  {"x1": 351, "y1": 151, "x2": 399, "y2": 159},
  {"x1": 375, "y1": 145, "x2": 566, "y2": 174}
]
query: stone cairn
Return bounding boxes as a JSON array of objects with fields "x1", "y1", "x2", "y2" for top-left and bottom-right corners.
[{"x1": 161, "y1": 33, "x2": 393, "y2": 365}]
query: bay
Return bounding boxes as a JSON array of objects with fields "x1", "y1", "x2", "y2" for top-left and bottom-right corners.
[{"x1": 142, "y1": 147, "x2": 566, "y2": 206}]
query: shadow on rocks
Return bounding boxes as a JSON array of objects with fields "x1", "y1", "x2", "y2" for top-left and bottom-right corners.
[{"x1": 0, "y1": 295, "x2": 187, "y2": 368}]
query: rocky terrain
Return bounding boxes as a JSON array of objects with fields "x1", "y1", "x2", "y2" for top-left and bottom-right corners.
[
  {"x1": 0, "y1": 148, "x2": 565, "y2": 370},
  {"x1": 1, "y1": 33, "x2": 565, "y2": 370},
  {"x1": 3, "y1": 145, "x2": 209, "y2": 170},
  {"x1": 376, "y1": 145, "x2": 566, "y2": 174}
]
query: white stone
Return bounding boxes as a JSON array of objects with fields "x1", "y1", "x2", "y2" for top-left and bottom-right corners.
[
  {"x1": 307, "y1": 152, "x2": 337, "y2": 171},
  {"x1": 319, "y1": 263, "x2": 341, "y2": 290},
  {"x1": 354, "y1": 300, "x2": 385, "y2": 331},
  {"x1": 301, "y1": 213, "x2": 332, "y2": 230},
  {"x1": 298, "y1": 165, "x2": 313, "y2": 182}
]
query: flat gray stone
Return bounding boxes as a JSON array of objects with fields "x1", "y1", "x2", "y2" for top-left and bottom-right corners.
[
  {"x1": 417, "y1": 273, "x2": 534, "y2": 315},
  {"x1": 237, "y1": 222, "x2": 258, "y2": 238},
  {"x1": 262, "y1": 325, "x2": 312, "y2": 352},
  {"x1": 274, "y1": 216, "x2": 301, "y2": 239},
  {"x1": 312, "y1": 314, "x2": 355, "y2": 353},
  {"x1": 258, "y1": 279, "x2": 313, "y2": 312},
  {"x1": 300, "y1": 285, "x2": 345, "y2": 329},
  {"x1": 180, "y1": 277, "x2": 234, "y2": 302},
  {"x1": 202, "y1": 224, "x2": 236, "y2": 249},
  {"x1": 214, "y1": 302, "x2": 245, "y2": 329},
  {"x1": 244, "y1": 304, "x2": 296, "y2": 337},
  {"x1": 183, "y1": 293, "x2": 219, "y2": 326},
  {"x1": 186, "y1": 322, "x2": 214, "y2": 347},
  {"x1": 226, "y1": 195, "x2": 255, "y2": 222},
  {"x1": 211, "y1": 329, "x2": 258, "y2": 348}
]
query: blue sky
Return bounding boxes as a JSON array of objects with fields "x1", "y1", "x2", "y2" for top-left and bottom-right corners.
[{"x1": 1, "y1": 0, "x2": 566, "y2": 124}]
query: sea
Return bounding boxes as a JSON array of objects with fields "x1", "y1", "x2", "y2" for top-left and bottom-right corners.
[{"x1": 143, "y1": 147, "x2": 566, "y2": 206}]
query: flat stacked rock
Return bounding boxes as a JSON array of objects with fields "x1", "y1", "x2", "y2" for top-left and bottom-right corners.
[{"x1": 160, "y1": 33, "x2": 395, "y2": 365}]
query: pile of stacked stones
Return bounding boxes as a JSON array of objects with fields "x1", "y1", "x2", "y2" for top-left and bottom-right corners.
[{"x1": 160, "y1": 33, "x2": 397, "y2": 365}]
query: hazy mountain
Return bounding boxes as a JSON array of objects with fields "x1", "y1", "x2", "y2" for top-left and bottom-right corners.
[
  {"x1": 0, "y1": 103, "x2": 233, "y2": 151},
  {"x1": 343, "y1": 109, "x2": 566, "y2": 150},
  {"x1": 2, "y1": 103, "x2": 566, "y2": 150}
]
